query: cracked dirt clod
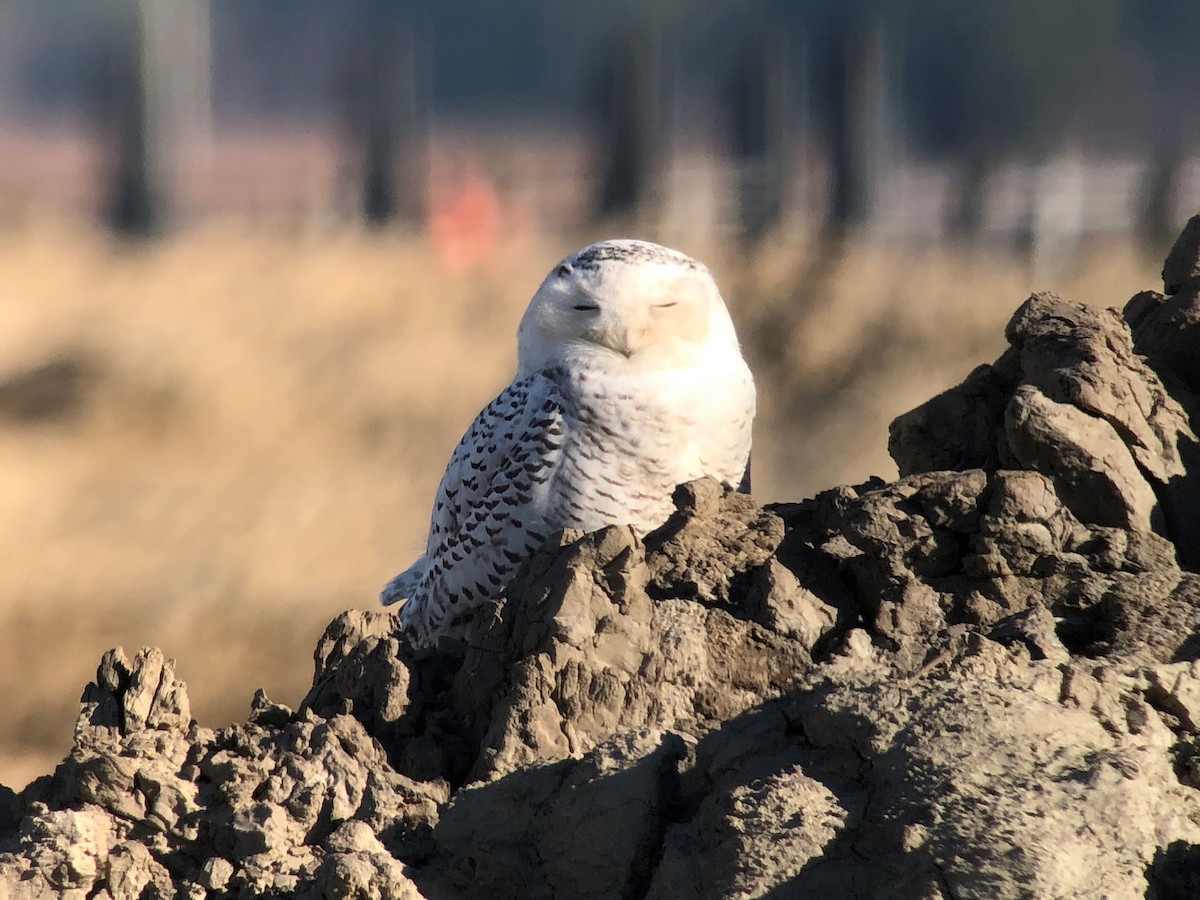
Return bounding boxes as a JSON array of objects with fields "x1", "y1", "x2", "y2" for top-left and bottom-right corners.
[
  {"x1": 892, "y1": 287, "x2": 1200, "y2": 570},
  {"x1": 4, "y1": 220, "x2": 1200, "y2": 898}
]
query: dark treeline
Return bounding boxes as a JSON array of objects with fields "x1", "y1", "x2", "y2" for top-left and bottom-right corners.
[
  {"x1": 3, "y1": 0, "x2": 1198, "y2": 153},
  {"x1": 1, "y1": 0, "x2": 1197, "y2": 241}
]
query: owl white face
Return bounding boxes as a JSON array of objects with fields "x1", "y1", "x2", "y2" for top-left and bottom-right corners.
[{"x1": 517, "y1": 239, "x2": 740, "y2": 373}]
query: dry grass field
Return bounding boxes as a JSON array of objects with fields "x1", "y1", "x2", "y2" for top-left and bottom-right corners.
[{"x1": 0, "y1": 219, "x2": 1157, "y2": 788}]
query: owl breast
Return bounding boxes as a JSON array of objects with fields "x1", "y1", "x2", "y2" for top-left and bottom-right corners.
[{"x1": 541, "y1": 357, "x2": 754, "y2": 534}]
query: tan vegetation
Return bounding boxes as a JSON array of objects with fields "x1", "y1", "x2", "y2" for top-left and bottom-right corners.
[{"x1": 0, "y1": 220, "x2": 1157, "y2": 787}]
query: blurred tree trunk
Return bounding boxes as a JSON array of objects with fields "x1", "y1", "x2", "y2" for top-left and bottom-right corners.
[
  {"x1": 101, "y1": 0, "x2": 164, "y2": 236},
  {"x1": 350, "y1": 0, "x2": 426, "y2": 227},
  {"x1": 593, "y1": 25, "x2": 666, "y2": 221},
  {"x1": 98, "y1": 0, "x2": 210, "y2": 236},
  {"x1": 949, "y1": 149, "x2": 991, "y2": 241},
  {"x1": 823, "y1": 13, "x2": 891, "y2": 241},
  {"x1": 728, "y1": 29, "x2": 793, "y2": 243},
  {"x1": 1140, "y1": 144, "x2": 1183, "y2": 258},
  {"x1": 1029, "y1": 147, "x2": 1085, "y2": 278}
]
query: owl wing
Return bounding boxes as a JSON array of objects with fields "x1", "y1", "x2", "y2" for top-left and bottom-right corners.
[
  {"x1": 738, "y1": 454, "x2": 752, "y2": 494},
  {"x1": 393, "y1": 371, "x2": 568, "y2": 645},
  {"x1": 685, "y1": 358, "x2": 755, "y2": 494}
]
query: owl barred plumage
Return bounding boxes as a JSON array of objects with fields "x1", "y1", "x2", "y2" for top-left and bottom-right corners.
[{"x1": 381, "y1": 239, "x2": 756, "y2": 648}]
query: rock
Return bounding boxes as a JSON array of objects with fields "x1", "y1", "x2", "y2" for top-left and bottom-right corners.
[
  {"x1": 313, "y1": 821, "x2": 419, "y2": 900},
  {"x1": 646, "y1": 704, "x2": 851, "y2": 899},
  {"x1": 1162, "y1": 214, "x2": 1200, "y2": 294},
  {"x1": 1005, "y1": 383, "x2": 1157, "y2": 529},
  {"x1": 646, "y1": 649, "x2": 1200, "y2": 900},
  {"x1": 1132, "y1": 281, "x2": 1200, "y2": 398},
  {"x1": 453, "y1": 516, "x2": 811, "y2": 782},
  {"x1": 742, "y1": 557, "x2": 843, "y2": 648},
  {"x1": 891, "y1": 287, "x2": 1200, "y2": 568},
  {"x1": 1100, "y1": 573, "x2": 1200, "y2": 662},
  {"x1": 791, "y1": 658, "x2": 1199, "y2": 899},
  {"x1": 988, "y1": 604, "x2": 1070, "y2": 663},
  {"x1": 1123, "y1": 217, "x2": 1200, "y2": 562},
  {"x1": 644, "y1": 478, "x2": 787, "y2": 606},
  {"x1": 6, "y1": 218, "x2": 1200, "y2": 898},
  {"x1": 0, "y1": 786, "x2": 17, "y2": 837},
  {"x1": 78, "y1": 646, "x2": 191, "y2": 736},
  {"x1": 1, "y1": 645, "x2": 440, "y2": 898},
  {"x1": 1005, "y1": 293, "x2": 1188, "y2": 488},
  {"x1": 429, "y1": 730, "x2": 685, "y2": 900},
  {"x1": 887, "y1": 363, "x2": 1015, "y2": 475}
]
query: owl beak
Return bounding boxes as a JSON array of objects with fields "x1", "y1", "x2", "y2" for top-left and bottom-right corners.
[
  {"x1": 609, "y1": 333, "x2": 634, "y2": 357},
  {"x1": 592, "y1": 310, "x2": 646, "y2": 357},
  {"x1": 604, "y1": 326, "x2": 640, "y2": 357}
]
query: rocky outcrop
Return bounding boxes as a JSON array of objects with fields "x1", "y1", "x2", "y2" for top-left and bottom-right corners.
[{"x1": 4, "y1": 219, "x2": 1200, "y2": 898}]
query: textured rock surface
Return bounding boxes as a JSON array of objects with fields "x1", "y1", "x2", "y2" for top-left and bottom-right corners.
[
  {"x1": 4, "y1": 222, "x2": 1200, "y2": 898},
  {"x1": 891, "y1": 223, "x2": 1200, "y2": 568}
]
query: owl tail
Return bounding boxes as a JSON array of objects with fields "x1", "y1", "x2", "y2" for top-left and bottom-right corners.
[{"x1": 380, "y1": 557, "x2": 424, "y2": 607}]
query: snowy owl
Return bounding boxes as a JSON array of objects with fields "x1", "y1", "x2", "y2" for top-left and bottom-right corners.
[{"x1": 381, "y1": 239, "x2": 755, "y2": 647}]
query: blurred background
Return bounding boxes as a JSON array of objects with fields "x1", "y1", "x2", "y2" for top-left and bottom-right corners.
[{"x1": 0, "y1": 0, "x2": 1195, "y2": 787}]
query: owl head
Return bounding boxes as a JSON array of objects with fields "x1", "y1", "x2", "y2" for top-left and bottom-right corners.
[{"x1": 516, "y1": 239, "x2": 742, "y2": 374}]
